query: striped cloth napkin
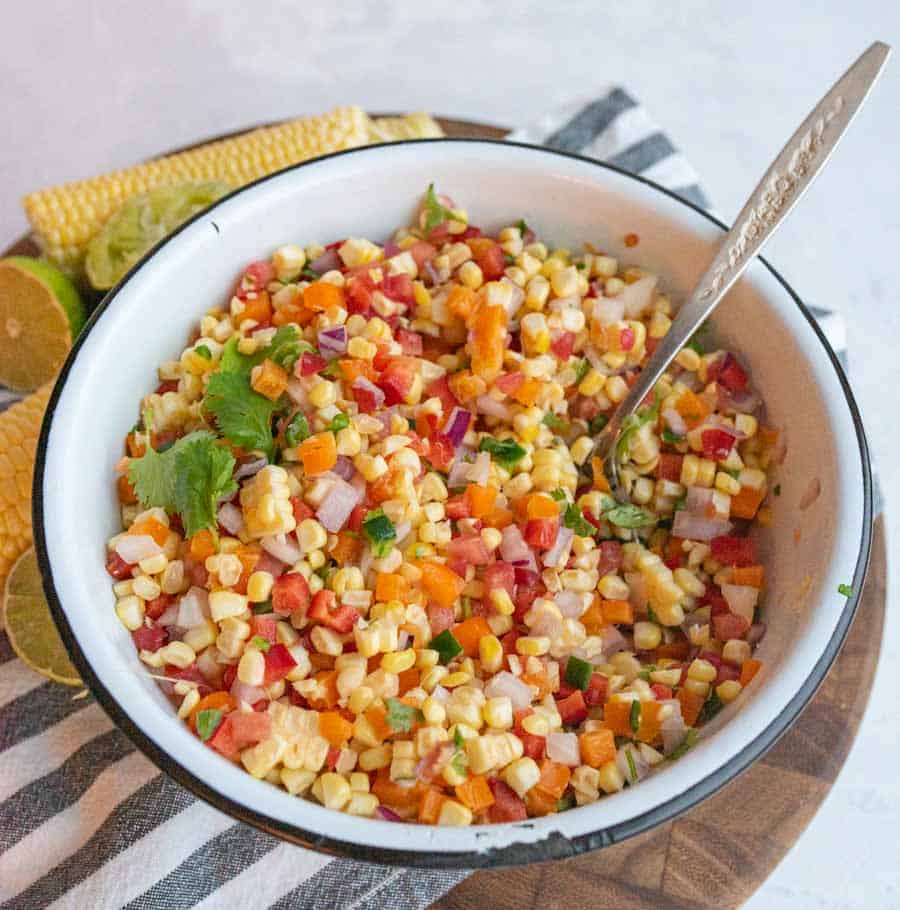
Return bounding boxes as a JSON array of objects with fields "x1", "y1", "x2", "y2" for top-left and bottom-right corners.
[{"x1": 0, "y1": 86, "x2": 863, "y2": 910}]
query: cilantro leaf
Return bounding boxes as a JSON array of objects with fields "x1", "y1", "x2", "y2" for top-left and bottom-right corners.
[
  {"x1": 588, "y1": 414, "x2": 609, "y2": 435},
  {"x1": 629, "y1": 699, "x2": 641, "y2": 733},
  {"x1": 204, "y1": 371, "x2": 280, "y2": 459},
  {"x1": 328, "y1": 412, "x2": 350, "y2": 432},
  {"x1": 572, "y1": 358, "x2": 590, "y2": 384},
  {"x1": 549, "y1": 488, "x2": 568, "y2": 501},
  {"x1": 173, "y1": 435, "x2": 237, "y2": 538},
  {"x1": 686, "y1": 320, "x2": 711, "y2": 354},
  {"x1": 453, "y1": 728, "x2": 465, "y2": 749},
  {"x1": 128, "y1": 430, "x2": 217, "y2": 514},
  {"x1": 284, "y1": 412, "x2": 310, "y2": 447},
  {"x1": 616, "y1": 389, "x2": 662, "y2": 462},
  {"x1": 542, "y1": 412, "x2": 569, "y2": 434},
  {"x1": 423, "y1": 183, "x2": 458, "y2": 233},
  {"x1": 661, "y1": 428, "x2": 684, "y2": 445},
  {"x1": 696, "y1": 691, "x2": 724, "y2": 725},
  {"x1": 479, "y1": 436, "x2": 526, "y2": 471},
  {"x1": 838, "y1": 583, "x2": 853, "y2": 597},
  {"x1": 196, "y1": 708, "x2": 223, "y2": 741},
  {"x1": 557, "y1": 792, "x2": 576, "y2": 811},
  {"x1": 362, "y1": 508, "x2": 396, "y2": 558},
  {"x1": 516, "y1": 218, "x2": 530, "y2": 237},
  {"x1": 385, "y1": 697, "x2": 423, "y2": 732},
  {"x1": 218, "y1": 326, "x2": 304, "y2": 376},
  {"x1": 194, "y1": 344, "x2": 212, "y2": 360},
  {"x1": 603, "y1": 503, "x2": 657, "y2": 529},
  {"x1": 451, "y1": 749, "x2": 469, "y2": 778},
  {"x1": 564, "y1": 503, "x2": 596, "y2": 537},
  {"x1": 250, "y1": 635, "x2": 271, "y2": 653},
  {"x1": 667, "y1": 728, "x2": 699, "y2": 761}
]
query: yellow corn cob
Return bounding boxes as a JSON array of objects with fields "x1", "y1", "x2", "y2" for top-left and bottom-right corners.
[
  {"x1": 0, "y1": 385, "x2": 51, "y2": 588},
  {"x1": 368, "y1": 112, "x2": 444, "y2": 141}
]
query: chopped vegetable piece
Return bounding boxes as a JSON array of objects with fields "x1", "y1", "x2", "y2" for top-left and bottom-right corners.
[
  {"x1": 565, "y1": 655, "x2": 593, "y2": 691},
  {"x1": 429, "y1": 629, "x2": 464, "y2": 665},
  {"x1": 362, "y1": 508, "x2": 396, "y2": 558},
  {"x1": 385, "y1": 697, "x2": 424, "y2": 732}
]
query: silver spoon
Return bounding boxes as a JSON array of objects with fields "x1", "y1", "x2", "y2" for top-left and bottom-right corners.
[{"x1": 595, "y1": 41, "x2": 890, "y2": 500}]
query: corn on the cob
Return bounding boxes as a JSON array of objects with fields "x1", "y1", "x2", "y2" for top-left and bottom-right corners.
[
  {"x1": 23, "y1": 108, "x2": 443, "y2": 278},
  {"x1": 0, "y1": 384, "x2": 51, "y2": 587}
]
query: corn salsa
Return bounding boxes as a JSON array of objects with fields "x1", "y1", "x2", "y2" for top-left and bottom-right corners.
[{"x1": 107, "y1": 186, "x2": 774, "y2": 825}]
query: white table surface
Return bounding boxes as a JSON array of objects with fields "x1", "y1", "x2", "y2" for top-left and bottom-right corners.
[{"x1": 2, "y1": 2, "x2": 898, "y2": 906}]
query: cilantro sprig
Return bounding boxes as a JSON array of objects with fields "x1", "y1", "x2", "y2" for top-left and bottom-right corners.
[
  {"x1": 196, "y1": 709, "x2": 223, "y2": 741},
  {"x1": 204, "y1": 371, "x2": 281, "y2": 461},
  {"x1": 479, "y1": 436, "x2": 526, "y2": 471},
  {"x1": 616, "y1": 388, "x2": 662, "y2": 462},
  {"x1": 423, "y1": 183, "x2": 459, "y2": 234},
  {"x1": 563, "y1": 503, "x2": 596, "y2": 538}
]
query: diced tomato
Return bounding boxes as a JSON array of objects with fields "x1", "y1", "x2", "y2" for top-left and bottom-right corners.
[
  {"x1": 447, "y1": 535, "x2": 491, "y2": 567},
  {"x1": 263, "y1": 643, "x2": 298, "y2": 685},
  {"x1": 347, "y1": 503, "x2": 368, "y2": 532},
  {"x1": 132, "y1": 623, "x2": 167, "y2": 652},
  {"x1": 711, "y1": 535, "x2": 757, "y2": 566},
  {"x1": 298, "y1": 352, "x2": 327, "y2": 376},
  {"x1": 290, "y1": 496, "x2": 314, "y2": 522},
  {"x1": 154, "y1": 380, "x2": 179, "y2": 395},
  {"x1": 428, "y1": 434, "x2": 456, "y2": 472},
  {"x1": 520, "y1": 732, "x2": 546, "y2": 760},
  {"x1": 455, "y1": 226, "x2": 482, "y2": 241},
  {"x1": 241, "y1": 260, "x2": 275, "y2": 292},
  {"x1": 166, "y1": 663, "x2": 210, "y2": 690},
  {"x1": 584, "y1": 672, "x2": 609, "y2": 707},
  {"x1": 482, "y1": 561, "x2": 515, "y2": 598},
  {"x1": 596, "y1": 540, "x2": 623, "y2": 577},
  {"x1": 556, "y1": 690, "x2": 588, "y2": 725},
  {"x1": 486, "y1": 779, "x2": 528, "y2": 823},
  {"x1": 701, "y1": 428, "x2": 737, "y2": 462},
  {"x1": 345, "y1": 272, "x2": 376, "y2": 315},
  {"x1": 550, "y1": 331, "x2": 576, "y2": 360},
  {"x1": 513, "y1": 570, "x2": 544, "y2": 619},
  {"x1": 378, "y1": 357, "x2": 419, "y2": 406},
  {"x1": 500, "y1": 629, "x2": 522, "y2": 654},
  {"x1": 657, "y1": 453, "x2": 684, "y2": 482},
  {"x1": 708, "y1": 352, "x2": 748, "y2": 392},
  {"x1": 494, "y1": 372, "x2": 524, "y2": 395},
  {"x1": 699, "y1": 650, "x2": 724, "y2": 670},
  {"x1": 141, "y1": 594, "x2": 172, "y2": 621},
  {"x1": 427, "y1": 604, "x2": 456, "y2": 637},
  {"x1": 271, "y1": 573, "x2": 311, "y2": 617},
  {"x1": 352, "y1": 381, "x2": 382, "y2": 413},
  {"x1": 308, "y1": 590, "x2": 360, "y2": 633},
  {"x1": 425, "y1": 374, "x2": 459, "y2": 415},
  {"x1": 380, "y1": 273, "x2": 414, "y2": 305},
  {"x1": 395, "y1": 328, "x2": 423, "y2": 355},
  {"x1": 105, "y1": 551, "x2": 134, "y2": 580},
  {"x1": 469, "y1": 239, "x2": 506, "y2": 281},
  {"x1": 620, "y1": 326, "x2": 635, "y2": 351},
  {"x1": 712, "y1": 612, "x2": 750, "y2": 641},
  {"x1": 209, "y1": 710, "x2": 272, "y2": 759},
  {"x1": 716, "y1": 662, "x2": 741, "y2": 684},
  {"x1": 445, "y1": 494, "x2": 471, "y2": 520},
  {"x1": 407, "y1": 240, "x2": 437, "y2": 270},
  {"x1": 524, "y1": 517, "x2": 559, "y2": 550},
  {"x1": 250, "y1": 615, "x2": 278, "y2": 644}
]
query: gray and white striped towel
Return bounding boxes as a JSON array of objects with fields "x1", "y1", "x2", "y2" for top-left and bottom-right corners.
[{"x1": 0, "y1": 85, "x2": 869, "y2": 910}]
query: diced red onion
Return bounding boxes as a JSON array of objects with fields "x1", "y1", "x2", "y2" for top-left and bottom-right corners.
[
  {"x1": 592, "y1": 296, "x2": 625, "y2": 326},
  {"x1": 660, "y1": 701, "x2": 688, "y2": 754},
  {"x1": 115, "y1": 534, "x2": 162, "y2": 563},
  {"x1": 431, "y1": 685, "x2": 450, "y2": 703},
  {"x1": 331, "y1": 455, "x2": 356, "y2": 482},
  {"x1": 310, "y1": 249, "x2": 341, "y2": 274},
  {"x1": 217, "y1": 502, "x2": 245, "y2": 535},
  {"x1": 484, "y1": 671, "x2": 533, "y2": 711},
  {"x1": 529, "y1": 608, "x2": 563, "y2": 639},
  {"x1": 616, "y1": 743, "x2": 650, "y2": 782},
  {"x1": 746, "y1": 622, "x2": 767, "y2": 645},
  {"x1": 601, "y1": 624, "x2": 628, "y2": 657},
  {"x1": 177, "y1": 587, "x2": 210, "y2": 628},
  {"x1": 424, "y1": 260, "x2": 442, "y2": 285},
  {"x1": 662, "y1": 407, "x2": 687, "y2": 437},
  {"x1": 443, "y1": 407, "x2": 472, "y2": 447},
  {"x1": 157, "y1": 603, "x2": 180, "y2": 626},
  {"x1": 446, "y1": 459, "x2": 472, "y2": 489},
  {"x1": 261, "y1": 533, "x2": 302, "y2": 565},
  {"x1": 394, "y1": 521, "x2": 412, "y2": 545},
  {"x1": 721, "y1": 584, "x2": 759, "y2": 623},
  {"x1": 476, "y1": 395, "x2": 511, "y2": 420},
  {"x1": 464, "y1": 451, "x2": 491, "y2": 486},
  {"x1": 547, "y1": 732, "x2": 581, "y2": 766},
  {"x1": 256, "y1": 550, "x2": 286, "y2": 578},
  {"x1": 233, "y1": 456, "x2": 268, "y2": 482},
  {"x1": 286, "y1": 380, "x2": 308, "y2": 406},
  {"x1": 375, "y1": 806, "x2": 403, "y2": 822},
  {"x1": 500, "y1": 525, "x2": 536, "y2": 571},
  {"x1": 316, "y1": 477, "x2": 363, "y2": 533},
  {"x1": 352, "y1": 376, "x2": 386, "y2": 411},
  {"x1": 799, "y1": 477, "x2": 821, "y2": 510},
  {"x1": 230, "y1": 679, "x2": 267, "y2": 705},
  {"x1": 317, "y1": 326, "x2": 347, "y2": 358},
  {"x1": 685, "y1": 485, "x2": 717, "y2": 516},
  {"x1": 383, "y1": 241, "x2": 401, "y2": 258},
  {"x1": 619, "y1": 275, "x2": 657, "y2": 318},
  {"x1": 501, "y1": 283, "x2": 525, "y2": 318},
  {"x1": 543, "y1": 526, "x2": 574, "y2": 568},
  {"x1": 555, "y1": 590, "x2": 585, "y2": 619},
  {"x1": 717, "y1": 384, "x2": 761, "y2": 415},
  {"x1": 672, "y1": 510, "x2": 732, "y2": 541}
]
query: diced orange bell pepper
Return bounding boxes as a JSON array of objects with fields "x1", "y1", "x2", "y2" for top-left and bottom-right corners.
[
  {"x1": 636, "y1": 700, "x2": 662, "y2": 744},
  {"x1": 446, "y1": 285, "x2": 479, "y2": 324},
  {"x1": 233, "y1": 544, "x2": 261, "y2": 594},
  {"x1": 130, "y1": 516, "x2": 170, "y2": 547},
  {"x1": 418, "y1": 560, "x2": 466, "y2": 609},
  {"x1": 579, "y1": 729, "x2": 617, "y2": 768},
  {"x1": 483, "y1": 507, "x2": 514, "y2": 530},
  {"x1": 526, "y1": 493, "x2": 559, "y2": 519},
  {"x1": 272, "y1": 295, "x2": 311, "y2": 327},
  {"x1": 601, "y1": 599, "x2": 634, "y2": 625},
  {"x1": 318, "y1": 711, "x2": 354, "y2": 747},
  {"x1": 511, "y1": 377, "x2": 541, "y2": 406},
  {"x1": 602, "y1": 699, "x2": 635, "y2": 737},
  {"x1": 298, "y1": 431, "x2": 337, "y2": 475},
  {"x1": 740, "y1": 658, "x2": 762, "y2": 687},
  {"x1": 677, "y1": 688, "x2": 706, "y2": 727},
  {"x1": 339, "y1": 358, "x2": 377, "y2": 384},
  {"x1": 675, "y1": 390, "x2": 711, "y2": 429},
  {"x1": 465, "y1": 483, "x2": 497, "y2": 519},
  {"x1": 730, "y1": 486, "x2": 767, "y2": 520},
  {"x1": 455, "y1": 775, "x2": 495, "y2": 813},
  {"x1": 126, "y1": 431, "x2": 147, "y2": 458},
  {"x1": 535, "y1": 759, "x2": 571, "y2": 799},
  {"x1": 470, "y1": 303, "x2": 507, "y2": 381},
  {"x1": 397, "y1": 667, "x2": 420, "y2": 695},
  {"x1": 188, "y1": 528, "x2": 216, "y2": 561},
  {"x1": 307, "y1": 670, "x2": 339, "y2": 709},
  {"x1": 732, "y1": 564, "x2": 765, "y2": 588},
  {"x1": 525, "y1": 786, "x2": 559, "y2": 816},
  {"x1": 418, "y1": 787, "x2": 446, "y2": 824},
  {"x1": 330, "y1": 530, "x2": 362, "y2": 566},
  {"x1": 117, "y1": 474, "x2": 138, "y2": 505},
  {"x1": 250, "y1": 358, "x2": 289, "y2": 401},
  {"x1": 591, "y1": 457, "x2": 612, "y2": 492},
  {"x1": 376, "y1": 572, "x2": 407, "y2": 603},
  {"x1": 656, "y1": 640, "x2": 691, "y2": 660},
  {"x1": 453, "y1": 616, "x2": 492, "y2": 658},
  {"x1": 367, "y1": 468, "x2": 400, "y2": 505},
  {"x1": 580, "y1": 599, "x2": 607, "y2": 636},
  {"x1": 372, "y1": 768, "x2": 423, "y2": 809},
  {"x1": 448, "y1": 369, "x2": 485, "y2": 403},
  {"x1": 521, "y1": 666, "x2": 552, "y2": 699},
  {"x1": 189, "y1": 691, "x2": 236, "y2": 731},
  {"x1": 364, "y1": 705, "x2": 392, "y2": 743},
  {"x1": 303, "y1": 281, "x2": 344, "y2": 312},
  {"x1": 234, "y1": 290, "x2": 273, "y2": 327}
]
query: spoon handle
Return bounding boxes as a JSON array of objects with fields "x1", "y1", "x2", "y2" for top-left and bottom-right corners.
[{"x1": 594, "y1": 40, "x2": 890, "y2": 466}]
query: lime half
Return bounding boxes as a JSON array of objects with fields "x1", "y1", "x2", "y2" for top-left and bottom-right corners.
[
  {"x1": 0, "y1": 257, "x2": 85, "y2": 392},
  {"x1": 3, "y1": 548, "x2": 81, "y2": 686},
  {"x1": 86, "y1": 180, "x2": 231, "y2": 291}
]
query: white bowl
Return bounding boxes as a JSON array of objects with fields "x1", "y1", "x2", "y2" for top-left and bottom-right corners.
[{"x1": 34, "y1": 139, "x2": 872, "y2": 867}]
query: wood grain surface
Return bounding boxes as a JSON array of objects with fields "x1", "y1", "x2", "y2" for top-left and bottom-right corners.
[{"x1": 4, "y1": 115, "x2": 886, "y2": 909}]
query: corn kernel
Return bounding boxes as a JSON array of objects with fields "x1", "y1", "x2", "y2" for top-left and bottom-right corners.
[
  {"x1": 313, "y1": 772, "x2": 352, "y2": 810},
  {"x1": 381, "y1": 649, "x2": 416, "y2": 674},
  {"x1": 722, "y1": 639, "x2": 752, "y2": 666},
  {"x1": 597, "y1": 760, "x2": 625, "y2": 794},
  {"x1": 209, "y1": 590, "x2": 249, "y2": 622},
  {"x1": 633, "y1": 621, "x2": 662, "y2": 651},
  {"x1": 158, "y1": 641, "x2": 195, "y2": 669},
  {"x1": 516, "y1": 636, "x2": 550, "y2": 657},
  {"x1": 237, "y1": 648, "x2": 266, "y2": 686},
  {"x1": 716, "y1": 680, "x2": 743, "y2": 703},
  {"x1": 115, "y1": 595, "x2": 145, "y2": 632},
  {"x1": 503, "y1": 757, "x2": 540, "y2": 797},
  {"x1": 438, "y1": 799, "x2": 473, "y2": 826}
]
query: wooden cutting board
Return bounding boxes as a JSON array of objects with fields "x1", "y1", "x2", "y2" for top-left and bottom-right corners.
[{"x1": 4, "y1": 114, "x2": 886, "y2": 910}]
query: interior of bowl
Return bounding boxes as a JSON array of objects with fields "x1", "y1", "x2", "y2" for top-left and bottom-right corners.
[{"x1": 35, "y1": 139, "x2": 871, "y2": 866}]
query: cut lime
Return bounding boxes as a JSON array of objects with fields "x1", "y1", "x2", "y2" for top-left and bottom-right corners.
[
  {"x1": 0, "y1": 256, "x2": 85, "y2": 392},
  {"x1": 3, "y1": 549, "x2": 81, "y2": 686},
  {"x1": 85, "y1": 180, "x2": 231, "y2": 291}
]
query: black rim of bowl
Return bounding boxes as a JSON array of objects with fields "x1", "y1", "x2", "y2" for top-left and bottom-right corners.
[{"x1": 32, "y1": 137, "x2": 874, "y2": 869}]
